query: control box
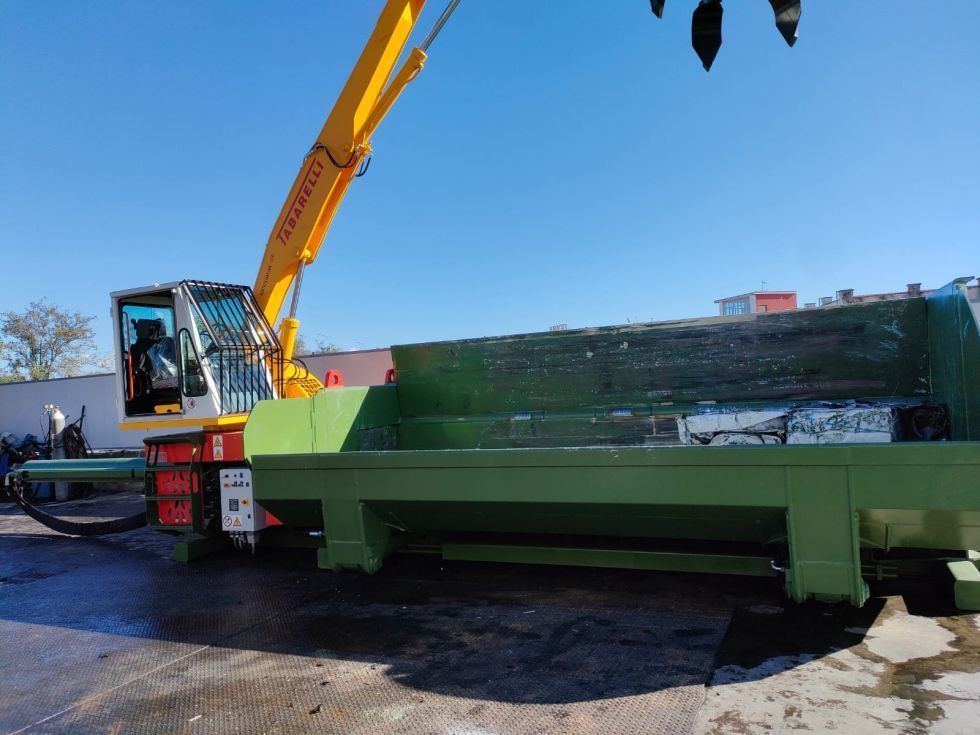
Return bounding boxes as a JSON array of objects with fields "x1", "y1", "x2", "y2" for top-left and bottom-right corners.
[{"x1": 219, "y1": 468, "x2": 266, "y2": 533}]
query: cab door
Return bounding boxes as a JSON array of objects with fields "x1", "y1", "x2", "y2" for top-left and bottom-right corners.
[{"x1": 117, "y1": 295, "x2": 182, "y2": 417}]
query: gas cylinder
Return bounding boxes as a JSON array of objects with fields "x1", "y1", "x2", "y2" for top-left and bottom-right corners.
[{"x1": 45, "y1": 405, "x2": 68, "y2": 501}]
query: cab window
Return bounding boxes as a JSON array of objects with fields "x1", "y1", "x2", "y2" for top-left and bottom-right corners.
[
  {"x1": 179, "y1": 329, "x2": 208, "y2": 397},
  {"x1": 120, "y1": 302, "x2": 180, "y2": 416}
]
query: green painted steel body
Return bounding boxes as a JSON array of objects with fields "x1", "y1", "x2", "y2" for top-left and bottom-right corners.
[
  {"x1": 948, "y1": 552, "x2": 980, "y2": 610},
  {"x1": 11, "y1": 280, "x2": 980, "y2": 609},
  {"x1": 244, "y1": 279, "x2": 980, "y2": 608},
  {"x1": 928, "y1": 278, "x2": 980, "y2": 440},
  {"x1": 250, "y1": 443, "x2": 980, "y2": 606}
]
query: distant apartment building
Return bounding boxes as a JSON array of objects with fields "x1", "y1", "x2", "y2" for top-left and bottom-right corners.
[
  {"x1": 807, "y1": 282, "x2": 979, "y2": 308},
  {"x1": 719, "y1": 281, "x2": 977, "y2": 313},
  {"x1": 804, "y1": 283, "x2": 931, "y2": 308},
  {"x1": 715, "y1": 290, "x2": 798, "y2": 316}
]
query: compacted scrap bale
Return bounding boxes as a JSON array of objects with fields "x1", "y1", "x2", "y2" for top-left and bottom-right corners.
[{"x1": 244, "y1": 278, "x2": 980, "y2": 609}]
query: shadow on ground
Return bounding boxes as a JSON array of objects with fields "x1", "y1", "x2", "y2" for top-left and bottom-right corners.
[
  {"x1": 1, "y1": 538, "x2": 904, "y2": 698},
  {"x1": 2, "y1": 500, "x2": 966, "y2": 735}
]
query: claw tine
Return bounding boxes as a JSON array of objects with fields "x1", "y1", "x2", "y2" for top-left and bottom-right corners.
[
  {"x1": 692, "y1": 0, "x2": 724, "y2": 72},
  {"x1": 769, "y1": 0, "x2": 802, "y2": 47}
]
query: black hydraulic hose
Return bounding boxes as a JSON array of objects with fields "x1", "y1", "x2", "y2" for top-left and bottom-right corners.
[
  {"x1": 64, "y1": 423, "x2": 90, "y2": 460},
  {"x1": 8, "y1": 477, "x2": 147, "y2": 537}
]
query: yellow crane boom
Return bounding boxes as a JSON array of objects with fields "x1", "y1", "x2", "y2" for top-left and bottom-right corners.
[
  {"x1": 251, "y1": 0, "x2": 800, "y2": 398},
  {"x1": 107, "y1": 1, "x2": 801, "y2": 431},
  {"x1": 254, "y1": 0, "x2": 438, "y2": 389}
]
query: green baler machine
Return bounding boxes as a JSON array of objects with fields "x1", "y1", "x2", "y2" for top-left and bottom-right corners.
[
  {"x1": 244, "y1": 278, "x2": 980, "y2": 609},
  {"x1": 10, "y1": 278, "x2": 979, "y2": 609}
]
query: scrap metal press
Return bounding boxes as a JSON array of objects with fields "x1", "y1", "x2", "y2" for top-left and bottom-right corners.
[{"x1": 10, "y1": 1, "x2": 980, "y2": 609}]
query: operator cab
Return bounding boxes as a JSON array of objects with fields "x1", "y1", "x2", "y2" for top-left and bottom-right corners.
[{"x1": 111, "y1": 281, "x2": 283, "y2": 429}]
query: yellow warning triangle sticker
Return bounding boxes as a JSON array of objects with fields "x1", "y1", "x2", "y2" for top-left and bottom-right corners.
[
  {"x1": 232, "y1": 518, "x2": 241, "y2": 527},
  {"x1": 213, "y1": 435, "x2": 223, "y2": 447}
]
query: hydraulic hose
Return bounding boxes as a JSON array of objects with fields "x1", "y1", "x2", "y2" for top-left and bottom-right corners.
[
  {"x1": 5, "y1": 405, "x2": 146, "y2": 536},
  {"x1": 8, "y1": 476, "x2": 147, "y2": 537}
]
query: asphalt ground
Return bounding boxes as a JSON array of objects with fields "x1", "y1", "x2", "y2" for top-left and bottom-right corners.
[{"x1": 2, "y1": 494, "x2": 978, "y2": 734}]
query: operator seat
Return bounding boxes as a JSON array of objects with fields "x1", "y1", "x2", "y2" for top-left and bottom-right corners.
[{"x1": 130, "y1": 318, "x2": 164, "y2": 398}]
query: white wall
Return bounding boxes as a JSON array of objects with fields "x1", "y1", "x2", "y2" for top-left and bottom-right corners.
[
  {"x1": 0, "y1": 373, "x2": 140, "y2": 448},
  {"x1": 0, "y1": 349, "x2": 393, "y2": 449}
]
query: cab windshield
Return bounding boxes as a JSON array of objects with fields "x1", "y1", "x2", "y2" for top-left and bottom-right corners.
[{"x1": 184, "y1": 282, "x2": 280, "y2": 414}]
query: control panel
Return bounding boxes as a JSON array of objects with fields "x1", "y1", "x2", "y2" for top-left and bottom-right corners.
[{"x1": 219, "y1": 468, "x2": 266, "y2": 534}]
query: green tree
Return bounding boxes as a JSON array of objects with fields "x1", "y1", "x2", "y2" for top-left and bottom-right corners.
[
  {"x1": 0, "y1": 300, "x2": 99, "y2": 381},
  {"x1": 294, "y1": 334, "x2": 340, "y2": 356}
]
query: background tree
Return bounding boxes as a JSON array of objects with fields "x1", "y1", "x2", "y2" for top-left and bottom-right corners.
[
  {"x1": 313, "y1": 337, "x2": 340, "y2": 355},
  {"x1": 0, "y1": 300, "x2": 99, "y2": 381},
  {"x1": 294, "y1": 334, "x2": 340, "y2": 356}
]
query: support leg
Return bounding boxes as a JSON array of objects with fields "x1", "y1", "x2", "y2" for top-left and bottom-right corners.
[
  {"x1": 173, "y1": 533, "x2": 229, "y2": 562},
  {"x1": 317, "y1": 498, "x2": 390, "y2": 574},
  {"x1": 785, "y1": 466, "x2": 869, "y2": 607}
]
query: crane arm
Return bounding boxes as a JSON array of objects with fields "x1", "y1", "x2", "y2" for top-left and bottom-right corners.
[
  {"x1": 253, "y1": 0, "x2": 431, "y2": 362},
  {"x1": 253, "y1": 0, "x2": 802, "y2": 381}
]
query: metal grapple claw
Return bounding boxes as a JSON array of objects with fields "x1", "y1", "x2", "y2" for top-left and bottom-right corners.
[
  {"x1": 692, "y1": 0, "x2": 723, "y2": 71},
  {"x1": 649, "y1": 0, "x2": 801, "y2": 70},
  {"x1": 769, "y1": 0, "x2": 802, "y2": 46}
]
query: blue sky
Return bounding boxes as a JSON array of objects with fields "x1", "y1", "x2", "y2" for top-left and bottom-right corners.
[{"x1": 1, "y1": 1, "x2": 978, "y2": 357}]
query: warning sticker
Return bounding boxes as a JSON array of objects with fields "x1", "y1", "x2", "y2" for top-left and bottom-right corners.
[
  {"x1": 232, "y1": 517, "x2": 242, "y2": 528},
  {"x1": 222, "y1": 515, "x2": 232, "y2": 528},
  {"x1": 212, "y1": 434, "x2": 224, "y2": 461}
]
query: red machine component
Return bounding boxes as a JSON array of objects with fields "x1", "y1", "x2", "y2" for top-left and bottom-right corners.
[
  {"x1": 384, "y1": 368, "x2": 396, "y2": 384},
  {"x1": 150, "y1": 441, "x2": 197, "y2": 526},
  {"x1": 324, "y1": 370, "x2": 345, "y2": 388},
  {"x1": 146, "y1": 431, "x2": 244, "y2": 529},
  {"x1": 263, "y1": 509, "x2": 284, "y2": 527},
  {"x1": 146, "y1": 429, "x2": 284, "y2": 530},
  {"x1": 202, "y1": 431, "x2": 245, "y2": 463}
]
